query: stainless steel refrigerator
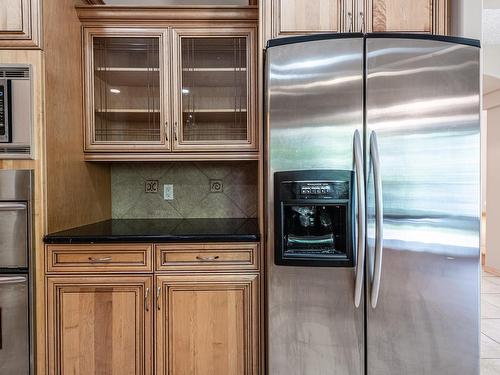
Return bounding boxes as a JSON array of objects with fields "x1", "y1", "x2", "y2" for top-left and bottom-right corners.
[{"x1": 265, "y1": 33, "x2": 480, "y2": 375}]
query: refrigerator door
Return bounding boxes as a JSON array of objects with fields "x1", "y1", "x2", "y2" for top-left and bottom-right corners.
[
  {"x1": 365, "y1": 36, "x2": 480, "y2": 374},
  {"x1": 266, "y1": 35, "x2": 364, "y2": 375}
]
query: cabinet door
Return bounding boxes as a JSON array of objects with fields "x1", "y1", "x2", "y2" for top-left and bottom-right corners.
[
  {"x1": 47, "y1": 276, "x2": 154, "y2": 375},
  {"x1": 364, "y1": 0, "x2": 449, "y2": 34},
  {"x1": 156, "y1": 273, "x2": 260, "y2": 375},
  {"x1": 0, "y1": 0, "x2": 40, "y2": 48},
  {"x1": 172, "y1": 28, "x2": 257, "y2": 152},
  {"x1": 272, "y1": 0, "x2": 346, "y2": 37},
  {"x1": 83, "y1": 28, "x2": 170, "y2": 152}
]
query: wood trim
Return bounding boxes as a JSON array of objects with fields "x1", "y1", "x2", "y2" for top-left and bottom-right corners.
[
  {"x1": 83, "y1": 151, "x2": 259, "y2": 161},
  {"x1": 171, "y1": 26, "x2": 258, "y2": 152},
  {"x1": 46, "y1": 244, "x2": 153, "y2": 273},
  {"x1": 484, "y1": 266, "x2": 500, "y2": 277},
  {"x1": 156, "y1": 273, "x2": 260, "y2": 375},
  {"x1": 76, "y1": 6, "x2": 259, "y2": 23},
  {"x1": 155, "y1": 243, "x2": 260, "y2": 272},
  {"x1": 85, "y1": 0, "x2": 105, "y2": 4},
  {"x1": 46, "y1": 275, "x2": 154, "y2": 375}
]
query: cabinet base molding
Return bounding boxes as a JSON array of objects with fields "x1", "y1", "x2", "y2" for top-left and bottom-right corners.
[{"x1": 84, "y1": 152, "x2": 260, "y2": 161}]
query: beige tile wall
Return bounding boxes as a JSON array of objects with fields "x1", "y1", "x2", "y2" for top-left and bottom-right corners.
[{"x1": 111, "y1": 161, "x2": 258, "y2": 219}]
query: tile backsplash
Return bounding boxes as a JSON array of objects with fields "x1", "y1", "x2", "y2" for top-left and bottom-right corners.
[{"x1": 111, "y1": 162, "x2": 258, "y2": 219}]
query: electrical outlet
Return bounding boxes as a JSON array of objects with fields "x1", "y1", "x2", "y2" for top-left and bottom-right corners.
[
  {"x1": 145, "y1": 180, "x2": 158, "y2": 193},
  {"x1": 210, "y1": 179, "x2": 223, "y2": 193},
  {"x1": 164, "y1": 184, "x2": 174, "y2": 200}
]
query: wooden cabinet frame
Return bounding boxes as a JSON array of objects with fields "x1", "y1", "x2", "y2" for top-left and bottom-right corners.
[
  {"x1": 46, "y1": 275, "x2": 154, "y2": 375},
  {"x1": 155, "y1": 273, "x2": 260, "y2": 375},
  {"x1": 171, "y1": 26, "x2": 258, "y2": 152},
  {"x1": 0, "y1": 0, "x2": 41, "y2": 48},
  {"x1": 83, "y1": 27, "x2": 170, "y2": 152}
]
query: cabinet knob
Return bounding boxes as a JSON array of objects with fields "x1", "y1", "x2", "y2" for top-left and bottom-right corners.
[
  {"x1": 174, "y1": 122, "x2": 178, "y2": 142},
  {"x1": 165, "y1": 121, "x2": 169, "y2": 142}
]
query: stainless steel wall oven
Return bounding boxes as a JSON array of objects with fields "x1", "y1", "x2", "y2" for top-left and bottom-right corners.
[{"x1": 0, "y1": 170, "x2": 34, "y2": 375}]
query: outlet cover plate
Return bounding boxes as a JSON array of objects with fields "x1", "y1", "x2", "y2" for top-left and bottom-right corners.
[
  {"x1": 210, "y1": 179, "x2": 223, "y2": 193},
  {"x1": 145, "y1": 180, "x2": 158, "y2": 193},
  {"x1": 163, "y1": 184, "x2": 174, "y2": 200}
]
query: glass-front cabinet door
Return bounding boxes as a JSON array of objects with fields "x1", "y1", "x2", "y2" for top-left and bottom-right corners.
[
  {"x1": 84, "y1": 29, "x2": 169, "y2": 152},
  {"x1": 172, "y1": 28, "x2": 257, "y2": 152}
]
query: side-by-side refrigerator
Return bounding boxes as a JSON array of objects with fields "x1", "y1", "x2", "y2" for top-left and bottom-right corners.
[{"x1": 265, "y1": 33, "x2": 480, "y2": 375}]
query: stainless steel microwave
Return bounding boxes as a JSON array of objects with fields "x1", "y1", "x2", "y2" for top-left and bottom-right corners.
[{"x1": 0, "y1": 65, "x2": 33, "y2": 159}]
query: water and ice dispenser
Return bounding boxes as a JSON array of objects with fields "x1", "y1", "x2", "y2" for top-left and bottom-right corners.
[{"x1": 274, "y1": 170, "x2": 354, "y2": 267}]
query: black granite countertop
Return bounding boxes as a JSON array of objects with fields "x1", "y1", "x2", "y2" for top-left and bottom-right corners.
[{"x1": 43, "y1": 218, "x2": 260, "y2": 244}]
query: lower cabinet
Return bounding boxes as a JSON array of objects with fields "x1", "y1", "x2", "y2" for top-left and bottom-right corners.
[
  {"x1": 45, "y1": 243, "x2": 261, "y2": 375},
  {"x1": 156, "y1": 273, "x2": 260, "y2": 375},
  {"x1": 46, "y1": 276, "x2": 154, "y2": 375}
]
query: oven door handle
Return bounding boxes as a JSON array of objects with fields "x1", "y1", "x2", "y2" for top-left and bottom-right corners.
[
  {"x1": 0, "y1": 203, "x2": 27, "y2": 211},
  {"x1": 370, "y1": 131, "x2": 384, "y2": 309},
  {"x1": 353, "y1": 129, "x2": 366, "y2": 308},
  {"x1": 0, "y1": 275, "x2": 27, "y2": 284}
]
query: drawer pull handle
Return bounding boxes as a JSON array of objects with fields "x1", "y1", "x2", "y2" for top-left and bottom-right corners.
[
  {"x1": 88, "y1": 257, "x2": 112, "y2": 262},
  {"x1": 196, "y1": 255, "x2": 220, "y2": 261},
  {"x1": 145, "y1": 287, "x2": 150, "y2": 312},
  {"x1": 157, "y1": 286, "x2": 161, "y2": 311}
]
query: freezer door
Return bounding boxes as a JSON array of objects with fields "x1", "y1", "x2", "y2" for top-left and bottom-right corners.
[
  {"x1": 266, "y1": 35, "x2": 364, "y2": 375},
  {"x1": 365, "y1": 37, "x2": 480, "y2": 374},
  {"x1": 0, "y1": 274, "x2": 30, "y2": 375}
]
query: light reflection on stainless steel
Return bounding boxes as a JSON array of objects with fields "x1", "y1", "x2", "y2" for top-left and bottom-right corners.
[
  {"x1": 266, "y1": 37, "x2": 364, "y2": 375},
  {"x1": 365, "y1": 38, "x2": 480, "y2": 375}
]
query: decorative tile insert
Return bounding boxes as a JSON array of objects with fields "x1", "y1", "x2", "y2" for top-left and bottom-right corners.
[{"x1": 111, "y1": 162, "x2": 258, "y2": 219}]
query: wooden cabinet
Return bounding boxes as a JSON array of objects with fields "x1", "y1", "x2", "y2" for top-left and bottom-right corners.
[
  {"x1": 46, "y1": 244, "x2": 153, "y2": 273},
  {"x1": 267, "y1": 0, "x2": 449, "y2": 39},
  {"x1": 83, "y1": 28, "x2": 170, "y2": 152},
  {"x1": 156, "y1": 242, "x2": 259, "y2": 272},
  {"x1": 81, "y1": 10, "x2": 258, "y2": 159},
  {"x1": 172, "y1": 28, "x2": 257, "y2": 152},
  {"x1": 272, "y1": 0, "x2": 345, "y2": 36},
  {"x1": 45, "y1": 242, "x2": 262, "y2": 374},
  {"x1": 363, "y1": 0, "x2": 449, "y2": 34},
  {"x1": 0, "y1": 0, "x2": 41, "y2": 48},
  {"x1": 46, "y1": 275, "x2": 154, "y2": 375},
  {"x1": 156, "y1": 273, "x2": 260, "y2": 375}
]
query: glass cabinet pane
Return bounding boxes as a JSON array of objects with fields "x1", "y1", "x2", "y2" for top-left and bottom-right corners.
[
  {"x1": 180, "y1": 37, "x2": 248, "y2": 143},
  {"x1": 93, "y1": 37, "x2": 161, "y2": 142}
]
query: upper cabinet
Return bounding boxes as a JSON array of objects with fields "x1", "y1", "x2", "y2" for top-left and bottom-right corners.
[
  {"x1": 84, "y1": 29, "x2": 170, "y2": 152},
  {"x1": 274, "y1": 0, "x2": 344, "y2": 36},
  {"x1": 364, "y1": 0, "x2": 449, "y2": 34},
  {"x1": 267, "y1": 0, "x2": 449, "y2": 39},
  {"x1": 0, "y1": 0, "x2": 41, "y2": 48},
  {"x1": 80, "y1": 8, "x2": 258, "y2": 160},
  {"x1": 172, "y1": 28, "x2": 256, "y2": 152}
]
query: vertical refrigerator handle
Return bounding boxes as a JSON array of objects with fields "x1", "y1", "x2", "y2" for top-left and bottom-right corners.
[
  {"x1": 370, "y1": 131, "x2": 384, "y2": 308},
  {"x1": 353, "y1": 129, "x2": 366, "y2": 308}
]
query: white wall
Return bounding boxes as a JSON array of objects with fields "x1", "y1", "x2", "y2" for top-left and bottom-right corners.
[{"x1": 451, "y1": 0, "x2": 483, "y2": 39}]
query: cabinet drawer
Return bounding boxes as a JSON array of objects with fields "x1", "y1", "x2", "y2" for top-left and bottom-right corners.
[
  {"x1": 46, "y1": 244, "x2": 153, "y2": 273},
  {"x1": 156, "y1": 243, "x2": 259, "y2": 272}
]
